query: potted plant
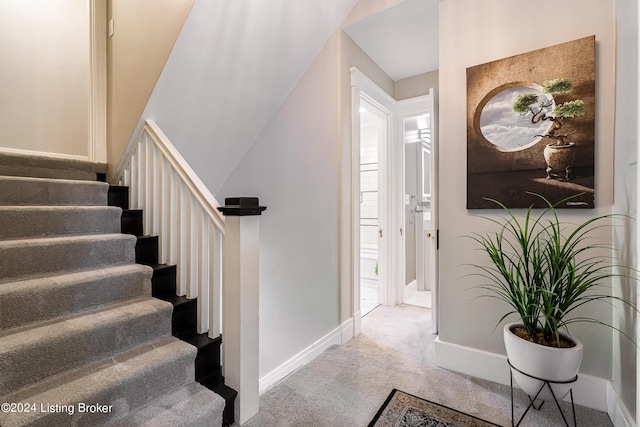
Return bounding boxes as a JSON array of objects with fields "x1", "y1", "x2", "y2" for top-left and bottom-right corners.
[
  {"x1": 467, "y1": 193, "x2": 636, "y2": 402},
  {"x1": 513, "y1": 78, "x2": 586, "y2": 180}
]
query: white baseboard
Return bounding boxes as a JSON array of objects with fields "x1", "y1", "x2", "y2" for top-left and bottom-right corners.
[
  {"x1": 354, "y1": 311, "x2": 362, "y2": 337},
  {"x1": 434, "y1": 337, "x2": 609, "y2": 412},
  {"x1": 0, "y1": 146, "x2": 89, "y2": 161},
  {"x1": 607, "y1": 382, "x2": 636, "y2": 427},
  {"x1": 403, "y1": 279, "x2": 417, "y2": 301},
  {"x1": 259, "y1": 324, "x2": 342, "y2": 394},
  {"x1": 341, "y1": 317, "x2": 354, "y2": 344}
]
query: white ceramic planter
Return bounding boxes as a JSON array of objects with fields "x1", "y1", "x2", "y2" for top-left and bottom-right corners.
[{"x1": 504, "y1": 322, "x2": 583, "y2": 401}]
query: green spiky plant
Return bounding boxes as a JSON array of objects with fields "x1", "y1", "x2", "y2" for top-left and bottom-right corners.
[{"x1": 467, "y1": 193, "x2": 637, "y2": 347}]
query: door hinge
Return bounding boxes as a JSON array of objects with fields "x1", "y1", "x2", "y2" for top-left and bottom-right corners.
[{"x1": 379, "y1": 229, "x2": 383, "y2": 238}]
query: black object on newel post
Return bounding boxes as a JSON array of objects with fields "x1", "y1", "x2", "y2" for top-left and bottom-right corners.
[{"x1": 217, "y1": 197, "x2": 267, "y2": 216}]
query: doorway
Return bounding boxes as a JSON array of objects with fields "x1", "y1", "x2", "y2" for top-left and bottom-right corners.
[
  {"x1": 350, "y1": 69, "x2": 439, "y2": 337},
  {"x1": 397, "y1": 92, "x2": 438, "y2": 331},
  {"x1": 402, "y1": 110, "x2": 432, "y2": 309}
]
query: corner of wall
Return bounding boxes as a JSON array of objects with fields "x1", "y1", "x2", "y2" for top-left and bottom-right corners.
[{"x1": 107, "y1": 0, "x2": 195, "y2": 174}]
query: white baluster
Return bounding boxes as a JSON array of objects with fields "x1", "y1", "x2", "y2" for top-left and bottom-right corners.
[
  {"x1": 130, "y1": 149, "x2": 139, "y2": 210},
  {"x1": 160, "y1": 156, "x2": 170, "y2": 264},
  {"x1": 198, "y1": 214, "x2": 210, "y2": 334},
  {"x1": 123, "y1": 166, "x2": 130, "y2": 188},
  {"x1": 178, "y1": 182, "x2": 188, "y2": 296},
  {"x1": 210, "y1": 226, "x2": 222, "y2": 339},
  {"x1": 168, "y1": 169, "x2": 179, "y2": 266},
  {"x1": 152, "y1": 144, "x2": 161, "y2": 238},
  {"x1": 144, "y1": 136, "x2": 154, "y2": 235},
  {"x1": 188, "y1": 198, "x2": 198, "y2": 299}
]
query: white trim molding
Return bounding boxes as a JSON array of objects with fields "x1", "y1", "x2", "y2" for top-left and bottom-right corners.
[
  {"x1": 259, "y1": 325, "x2": 343, "y2": 394},
  {"x1": 0, "y1": 146, "x2": 90, "y2": 162},
  {"x1": 341, "y1": 317, "x2": 355, "y2": 344},
  {"x1": 434, "y1": 337, "x2": 611, "y2": 413},
  {"x1": 607, "y1": 382, "x2": 636, "y2": 427}
]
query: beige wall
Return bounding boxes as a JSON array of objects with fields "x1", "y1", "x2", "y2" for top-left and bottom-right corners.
[
  {"x1": 438, "y1": 0, "x2": 616, "y2": 380},
  {"x1": 0, "y1": 0, "x2": 90, "y2": 158},
  {"x1": 107, "y1": 0, "x2": 194, "y2": 174},
  {"x1": 395, "y1": 70, "x2": 438, "y2": 100}
]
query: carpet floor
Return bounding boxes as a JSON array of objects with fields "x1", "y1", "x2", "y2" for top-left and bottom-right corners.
[{"x1": 241, "y1": 304, "x2": 613, "y2": 427}]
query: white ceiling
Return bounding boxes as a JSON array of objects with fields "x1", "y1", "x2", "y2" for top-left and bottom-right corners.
[{"x1": 343, "y1": 0, "x2": 439, "y2": 81}]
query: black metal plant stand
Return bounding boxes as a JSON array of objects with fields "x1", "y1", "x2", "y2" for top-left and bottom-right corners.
[{"x1": 508, "y1": 359, "x2": 578, "y2": 427}]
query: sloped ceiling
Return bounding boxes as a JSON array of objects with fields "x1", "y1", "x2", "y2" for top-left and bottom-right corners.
[
  {"x1": 143, "y1": 0, "x2": 359, "y2": 194},
  {"x1": 343, "y1": 0, "x2": 439, "y2": 80}
]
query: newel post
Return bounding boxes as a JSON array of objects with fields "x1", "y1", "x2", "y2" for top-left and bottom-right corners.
[{"x1": 218, "y1": 197, "x2": 266, "y2": 425}]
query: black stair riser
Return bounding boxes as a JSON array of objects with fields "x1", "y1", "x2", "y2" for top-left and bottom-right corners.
[
  {"x1": 135, "y1": 235, "x2": 159, "y2": 265},
  {"x1": 171, "y1": 297, "x2": 198, "y2": 338},
  {"x1": 151, "y1": 264, "x2": 177, "y2": 298},
  {"x1": 121, "y1": 210, "x2": 143, "y2": 236},
  {"x1": 191, "y1": 336, "x2": 222, "y2": 381},
  {"x1": 107, "y1": 186, "x2": 129, "y2": 210}
]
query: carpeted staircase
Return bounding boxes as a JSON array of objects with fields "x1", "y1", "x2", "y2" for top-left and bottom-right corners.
[{"x1": 0, "y1": 155, "x2": 226, "y2": 426}]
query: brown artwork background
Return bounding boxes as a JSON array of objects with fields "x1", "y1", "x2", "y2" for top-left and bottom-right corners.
[{"x1": 466, "y1": 36, "x2": 595, "y2": 209}]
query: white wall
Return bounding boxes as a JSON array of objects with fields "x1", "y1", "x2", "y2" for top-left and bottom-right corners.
[
  {"x1": 0, "y1": 0, "x2": 89, "y2": 158},
  {"x1": 217, "y1": 32, "x2": 342, "y2": 378},
  {"x1": 438, "y1": 0, "x2": 617, "y2": 381},
  {"x1": 139, "y1": 0, "x2": 357, "y2": 195},
  {"x1": 613, "y1": 0, "x2": 638, "y2": 421}
]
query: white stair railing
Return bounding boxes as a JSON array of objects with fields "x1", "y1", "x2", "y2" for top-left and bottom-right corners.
[{"x1": 115, "y1": 119, "x2": 224, "y2": 339}]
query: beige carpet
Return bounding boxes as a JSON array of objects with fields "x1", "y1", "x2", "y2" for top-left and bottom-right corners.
[{"x1": 241, "y1": 304, "x2": 613, "y2": 426}]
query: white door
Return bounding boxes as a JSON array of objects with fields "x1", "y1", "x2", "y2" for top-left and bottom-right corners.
[{"x1": 358, "y1": 96, "x2": 390, "y2": 315}]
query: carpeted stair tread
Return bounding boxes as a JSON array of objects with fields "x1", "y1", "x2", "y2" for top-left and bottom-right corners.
[
  {"x1": 0, "y1": 233, "x2": 136, "y2": 284},
  {"x1": 0, "y1": 264, "x2": 153, "y2": 332},
  {"x1": 0, "y1": 164, "x2": 228, "y2": 425},
  {"x1": 0, "y1": 297, "x2": 173, "y2": 395},
  {"x1": 0, "y1": 152, "x2": 106, "y2": 181},
  {"x1": 0, "y1": 175, "x2": 108, "y2": 206},
  {"x1": 107, "y1": 381, "x2": 224, "y2": 427},
  {"x1": 0, "y1": 206, "x2": 122, "y2": 239},
  {"x1": 0, "y1": 337, "x2": 197, "y2": 427}
]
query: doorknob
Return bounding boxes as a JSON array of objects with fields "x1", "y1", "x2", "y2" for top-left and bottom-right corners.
[{"x1": 426, "y1": 231, "x2": 432, "y2": 238}]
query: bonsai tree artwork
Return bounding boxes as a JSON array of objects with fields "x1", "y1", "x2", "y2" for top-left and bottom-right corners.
[
  {"x1": 513, "y1": 78, "x2": 586, "y2": 180},
  {"x1": 512, "y1": 78, "x2": 586, "y2": 147}
]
